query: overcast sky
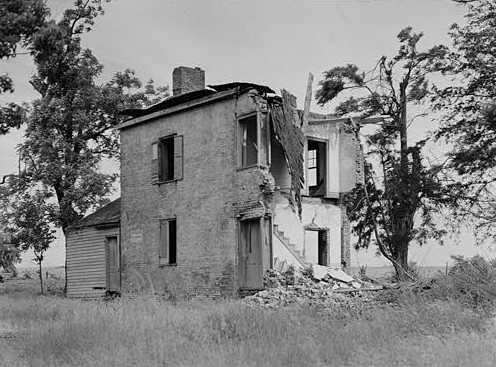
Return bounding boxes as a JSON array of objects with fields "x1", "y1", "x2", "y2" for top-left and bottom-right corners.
[{"x1": 2, "y1": 0, "x2": 495, "y2": 268}]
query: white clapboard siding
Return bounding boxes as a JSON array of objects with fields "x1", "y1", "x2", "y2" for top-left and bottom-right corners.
[{"x1": 66, "y1": 226, "x2": 119, "y2": 298}]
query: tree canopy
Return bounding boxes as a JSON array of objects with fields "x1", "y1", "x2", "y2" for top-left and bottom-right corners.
[
  {"x1": 0, "y1": 0, "x2": 167, "y2": 286},
  {"x1": 0, "y1": 0, "x2": 49, "y2": 134},
  {"x1": 431, "y1": 0, "x2": 496, "y2": 240},
  {"x1": 15, "y1": 0, "x2": 168, "y2": 232},
  {"x1": 317, "y1": 28, "x2": 448, "y2": 279}
]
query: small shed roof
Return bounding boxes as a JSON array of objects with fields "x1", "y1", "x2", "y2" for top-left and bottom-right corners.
[{"x1": 68, "y1": 198, "x2": 121, "y2": 230}]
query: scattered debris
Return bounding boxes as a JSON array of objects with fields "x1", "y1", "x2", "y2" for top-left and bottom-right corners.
[
  {"x1": 312, "y1": 264, "x2": 354, "y2": 283},
  {"x1": 244, "y1": 266, "x2": 383, "y2": 309}
]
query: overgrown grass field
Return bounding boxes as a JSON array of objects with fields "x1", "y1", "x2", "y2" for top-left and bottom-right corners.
[{"x1": 1, "y1": 257, "x2": 496, "y2": 367}]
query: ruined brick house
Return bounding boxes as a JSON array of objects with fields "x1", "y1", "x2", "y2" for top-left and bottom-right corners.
[{"x1": 66, "y1": 66, "x2": 365, "y2": 298}]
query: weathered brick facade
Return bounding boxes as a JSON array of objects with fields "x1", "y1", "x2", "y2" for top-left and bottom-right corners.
[{"x1": 120, "y1": 91, "x2": 271, "y2": 297}]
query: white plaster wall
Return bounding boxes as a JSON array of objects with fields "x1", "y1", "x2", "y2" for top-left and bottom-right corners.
[
  {"x1": 272, "y1": 234, "x2": 303, "y2": 269},
  {"x1": 304, "y1": 120, "x2": 360, "y2": 198},
  {"x1": 304, "y1": 230, "x2": 319, "y2": 264},
  {"x1": 304, "y1": 122, "x2": 340, "y2": 197},
  {"x1": 273, "y1": 194, "x2": 342, "y2": 267}
]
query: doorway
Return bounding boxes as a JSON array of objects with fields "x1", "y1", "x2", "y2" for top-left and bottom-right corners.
[
  {"x1": 239, "y1": 219, "x2": 263, "y2": 289},
  {"x1": 304, "y1": 229, "x2": 328, "y2": 266},
  {"x1": 105, "y1": 236, "x2": 120, "y2": 293}
]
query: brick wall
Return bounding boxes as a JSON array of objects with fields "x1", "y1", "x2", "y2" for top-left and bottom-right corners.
[
  {"x1": 340, "y1": 204, "x2": 351, "y2": 269},
  {"x1": 172, "y1": 66, "x2": 205, "y2": 96},
  {"x1": 120, "y1": 92, "x2": 267, "y2": 298}
]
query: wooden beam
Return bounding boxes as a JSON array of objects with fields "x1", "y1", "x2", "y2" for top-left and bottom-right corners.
[{"x1": 302, "y1": 72, "x2": 314, "y2": 130}]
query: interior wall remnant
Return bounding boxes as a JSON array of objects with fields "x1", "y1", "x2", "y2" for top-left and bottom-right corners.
[
  {"x1": 304, "y1": 230, "x2": 319, "y2": 264},
  {"x1": 269, "y1": 90, "x2": 305, "y2": 217},
  {"x1": 269, "y1": 135, "x2": 291, "y2": 191}
]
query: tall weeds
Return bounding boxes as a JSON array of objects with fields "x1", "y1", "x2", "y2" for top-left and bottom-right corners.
[{"x1": 0, "y1": 294, "x2": 493, "y2": 367}]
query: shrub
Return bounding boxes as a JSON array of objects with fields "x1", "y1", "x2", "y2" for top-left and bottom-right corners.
[{"x1": 431, "y1": 256, "x2": 496, "y2": 311}]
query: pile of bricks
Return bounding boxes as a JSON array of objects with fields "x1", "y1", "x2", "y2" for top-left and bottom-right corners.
[{"x1": 244, "y1": 267, "x2": 380, "y2": 309}]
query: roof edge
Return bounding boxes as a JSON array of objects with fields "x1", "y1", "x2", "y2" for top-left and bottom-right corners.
[
  {"x1": 117, "y1": 88, "x2": 238, "y2": 131},
  {"x1": 67, "y1": 219, "x2": 120, "y2": 232}
]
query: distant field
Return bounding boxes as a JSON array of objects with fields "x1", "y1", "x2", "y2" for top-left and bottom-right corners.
[
  {"x1": 349, "y1": 266, "x2": 447, "y2": 280},
  {"x1": 0, "y1": 266, "x2": 65, "y2": 296}
]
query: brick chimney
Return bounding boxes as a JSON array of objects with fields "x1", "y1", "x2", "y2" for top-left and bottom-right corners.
[{"x1": 172, "y1": 66, "x2": 205, "y2": 96}]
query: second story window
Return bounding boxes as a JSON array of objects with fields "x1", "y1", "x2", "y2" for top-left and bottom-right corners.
[
  {"x1": 307, "y1": 139, "x2": 327, "y2": 196},
  {"x1": 238, "y1": 115, "x2": 258, "y2": 168},
  {"x1": 159, "y1": 136, "x2": 175, "y2": 181},
  {"x1": 151, "y1": 135, "x2": 183, "y2": 184},
  {"x1": 307, "y1": 148, "x2": 317, "y2": 187}
]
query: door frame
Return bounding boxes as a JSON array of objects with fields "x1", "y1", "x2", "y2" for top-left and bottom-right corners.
[
  {"x1": 303, "y1": 226, "x2": 330, "y2": 266},
  {"x1": 105, "y1": 235, "x2": 121, "y2": 293},
  {"x1": 237, "y1": 217, "x2": 266, "y2": 290}
]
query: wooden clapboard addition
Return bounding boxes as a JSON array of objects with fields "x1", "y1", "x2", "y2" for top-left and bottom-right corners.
[{"x1": 66, "y1": 198, "x2": 121, "y2": 298}]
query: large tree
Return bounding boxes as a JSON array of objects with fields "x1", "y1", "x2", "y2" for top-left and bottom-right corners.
[
  {"x1": 1, "y1": 0, "x2": 167, "y2": 291},
  {"x1": 19, "y1": 0, "x2": 167, "y2": 230},
  {"x1": 0, "y1": 0, "x2": 49, "y2": 273},
  {"x1": 431, "y1": 0, "x2": 496, "y2": 240},
  {"x1": 0, "y1": 0, "x2": 49, "y2": 134},
  {"x1": 316, "y1": 28, "x2": 448, "y2": 280}
]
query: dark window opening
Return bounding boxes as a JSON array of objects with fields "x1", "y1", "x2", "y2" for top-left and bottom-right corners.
[
  {"x1": 168, "y1": 219, "x2": 177, "y2": 265},
  {"x1": 239, "y1": 115, "x2": 258, "y2": 167},
  {"x1": 318, "y1": 230, "x2": 328, "y2": 266},
  {"x1": 307, "y1": 139, "x2": 327, "y2": 196},
  {"x1": 159, "y1": 218, "x2": 177, "y2": 265},
  {"x1": 159, "y1": 137, "x2": 174, "y2": 181}
]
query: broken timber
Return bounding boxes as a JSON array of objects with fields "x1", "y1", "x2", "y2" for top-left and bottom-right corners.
[{"x1": 269, "y1": 90, "x2": 305, "y2": 217}]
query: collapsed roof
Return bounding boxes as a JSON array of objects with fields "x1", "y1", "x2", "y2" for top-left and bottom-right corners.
[{"x1": 120, "y1": 82, "x2": 274, "y2": 119}]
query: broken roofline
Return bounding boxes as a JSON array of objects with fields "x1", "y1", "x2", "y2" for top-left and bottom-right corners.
[
  {"x1": 116, "y1": 82, "x2": 275, "y2": 131},
  {"x1": 116, "y1": 81, "x2": 387, "y2": 131},
  {"x1": 117, "y1": 89, "x2": 238, "y2": 130}
]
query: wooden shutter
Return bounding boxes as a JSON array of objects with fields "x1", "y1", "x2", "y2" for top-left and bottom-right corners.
[
  {"x1": 159, "y1": 219, "x2": 168, "y2": 261},
  {"x1": 173, "y1": 135, "x2": 183, "y2": 180},
  {"x1": 151, "y1": 141, "x2": 159, "y2": 184}
]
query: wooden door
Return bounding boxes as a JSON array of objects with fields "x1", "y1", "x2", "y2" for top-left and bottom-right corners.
[
  {"x1": 106, "y1": 236, "x2": 120, "y2": 292},
  {"x1": 239, "y1": 220, "x2": 263, "y2": 289}
]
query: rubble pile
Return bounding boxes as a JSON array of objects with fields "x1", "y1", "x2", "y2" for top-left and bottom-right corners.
[{"x1": 244, "y1": 265, "x2": 382, "y2": 309}]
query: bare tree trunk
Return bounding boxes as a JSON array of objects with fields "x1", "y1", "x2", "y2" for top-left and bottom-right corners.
[
  {"x1": 55, "y1": 189, "x2": 77, "y2": 297},
  {"x1": 38, "y1": 258, "x2": 44, "y2": 295},
  {"x1": 399, "y1": 90, "x2": 409, "y2": 176},
  {"x1": 391, "y1": 238, "x2": 410, "y2": 281},
  {"x1": 392, "y1": 86, "x2": 413, "y2": 281}
]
